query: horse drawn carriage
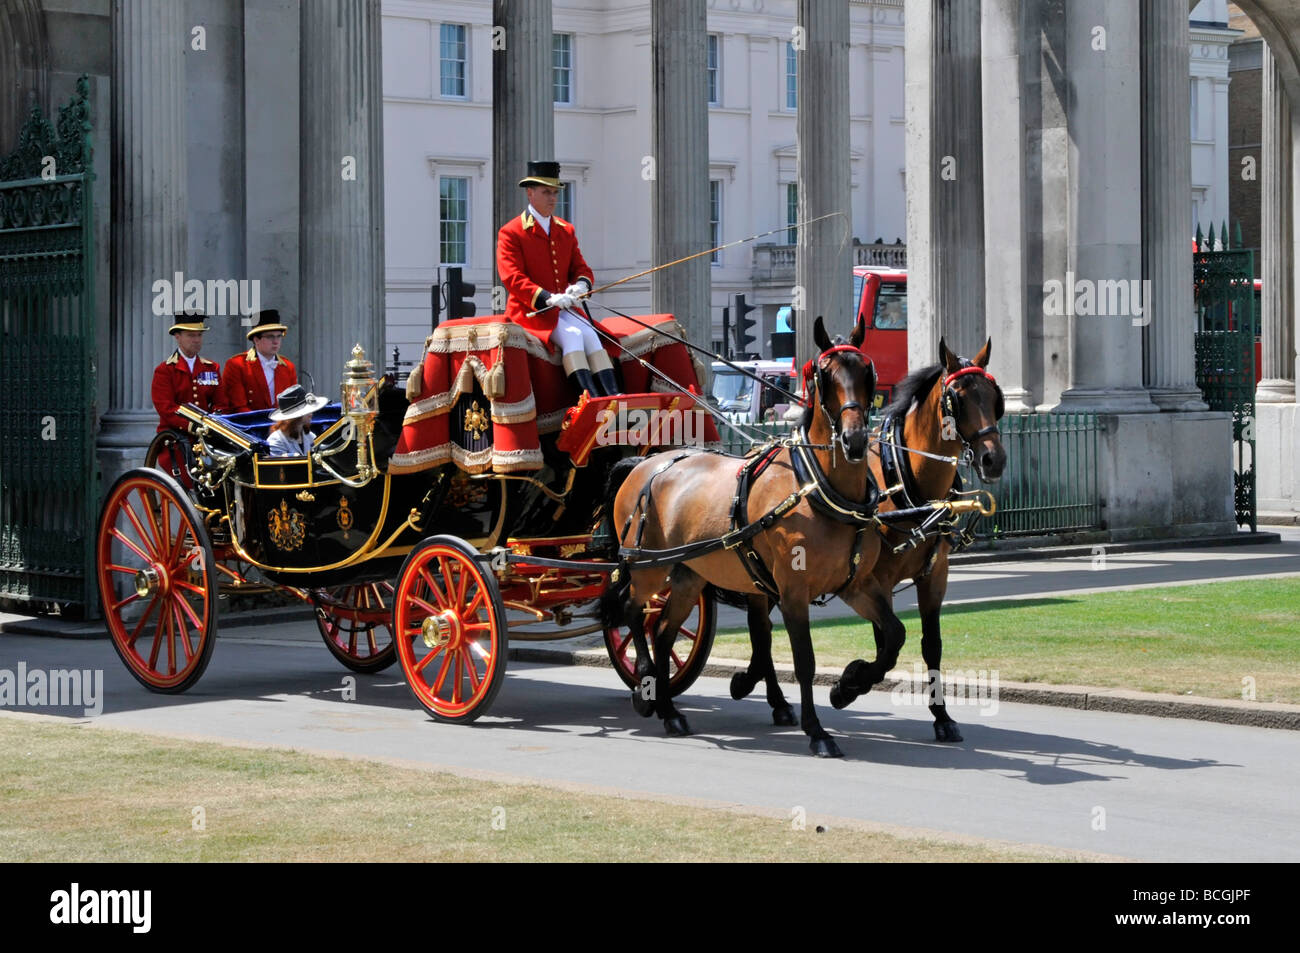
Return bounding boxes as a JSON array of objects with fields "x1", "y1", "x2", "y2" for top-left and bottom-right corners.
[
  {"x1": 96, "y1": 313, "x2": 723, "y2": 722},
  {"x1": 97, "y1": 306, "x2": 1003, "y2": 753}
]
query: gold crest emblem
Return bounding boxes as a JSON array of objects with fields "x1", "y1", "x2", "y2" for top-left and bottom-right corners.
[
  {"x1": 268, "y1": 499, "x2": 306, "y2": 551},
  {"x1": 464, "y1": 400, "x2": 490, "y2": 440},
  {"x1": 337, "y1": 495, "x2": 354, "y2": 539}
]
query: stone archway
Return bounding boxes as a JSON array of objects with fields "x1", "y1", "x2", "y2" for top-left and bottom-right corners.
[{"x1": 0, "y1": 0, "x2": 50, "y2": 152}]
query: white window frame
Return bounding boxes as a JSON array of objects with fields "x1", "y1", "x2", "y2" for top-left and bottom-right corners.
[
  {"x1": 707, "y1": 34, "x2": 721, "y2": 106},
  {"x1": 785, "y1": 182, "x2": 798, "y2": 244},
  {"x1": 553, "y1": 32, "x2": 574, "y2": 105},
  {"x1": 556, "y1": 180, "x2": 575, "y2": 225},
  {"x1": 785, "y1": 40, "x2": 797, "y2": 110},
  {"x1": 709, "y1": 180, "x2": 723, "y2": 265},
  {"x1": 439, "y1": 23, "x2": 468, "y2": 99},
  {"x1": 439, "y1": 175, "x2": 470, "y2": 266}
]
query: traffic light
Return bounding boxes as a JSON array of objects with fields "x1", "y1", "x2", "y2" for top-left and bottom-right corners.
[
  {"x1": 721, "y1": 305, "x2": 731, "y2": 360},
  {"x1": 731, "y1": 293, "x2": 756, "y2": 359},
  {"x1": 447, "y1": 267, "x2": 476, "y2": 320}
]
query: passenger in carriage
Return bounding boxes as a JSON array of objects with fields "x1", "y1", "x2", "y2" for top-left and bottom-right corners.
[
  {"x1": 266, "y1": 384, "x2": 328, "y2": 456},
  {"x1": 222, "y1": 309, "x2": 298, "y2": 414},
  {"x1": 497, "y1": 160, "x2": 621, "y2": 398},
  {"x1": 151, "y1": 312, "x2": 224, "y2": 432}
]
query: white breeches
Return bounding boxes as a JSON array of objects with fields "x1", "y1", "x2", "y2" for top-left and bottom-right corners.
[{"x1": 554, "y1": 308, "x2": 603, "y2": 356}]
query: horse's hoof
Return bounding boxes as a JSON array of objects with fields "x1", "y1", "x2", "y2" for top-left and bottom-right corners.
[
  {"x1": 934, "y1": 721, "x2": 963, "y2": 743},
  {"x1": 829, "y1": 681, "x2": 854, "y2": 710},
  {"x1": 664, "y1": 714, "x2": 692, "y2": 737},
  {"x1": 810, "y1": 735, "x2": 843, "y2": 759},
  {"x1": 631, "y1": 689, "x2": 656, "y2": 718},
  {"x1": 772, "y1": 704, "x2": 798, "y2": 727},
  {"x1": 729, "y1": 672, "x2": 755, "y2": 701}
]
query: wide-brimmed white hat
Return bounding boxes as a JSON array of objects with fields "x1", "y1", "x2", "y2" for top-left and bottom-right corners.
[{"x1": 269, "y1": 384, "x2": 328, "y2": 421}]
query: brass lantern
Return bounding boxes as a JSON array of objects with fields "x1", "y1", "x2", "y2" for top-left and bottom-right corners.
[{"x1": 340, "y1": 343, "x2": 379, "y2": 480}]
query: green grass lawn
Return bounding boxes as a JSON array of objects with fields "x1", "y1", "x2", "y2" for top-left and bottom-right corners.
[
  {"x1": 0, "y1": 718, "x2": 1084, "y2": 862},
  {"x1": 712, "y1": 578, "x2": 1300, "y2": 703}
]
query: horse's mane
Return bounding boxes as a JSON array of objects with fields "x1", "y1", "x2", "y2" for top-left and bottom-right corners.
[{"x1": 883, "y1": 363, "x2": 944, "y2": 418}]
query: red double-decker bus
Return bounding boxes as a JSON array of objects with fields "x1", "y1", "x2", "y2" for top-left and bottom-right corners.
[{"x1": 852, "y1": 266, "x2": 908, "y2": 408}]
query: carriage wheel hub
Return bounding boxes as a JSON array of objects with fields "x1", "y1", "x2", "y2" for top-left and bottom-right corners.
[
  {"x1": 134, "y1": 565, "x2": 165, "y2": 598},
  {"x1": 422, "y1": 611, "x2": 460, "y2": 649}
]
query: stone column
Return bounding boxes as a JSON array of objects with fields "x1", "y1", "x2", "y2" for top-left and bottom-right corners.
[
  {"x1": 794, "y1": 0, "x2": 851, "y2": 368},
  {"x1": 493, "y1": 0, "x2": 553, "y2": 291},
  {"x1": 1141, "y1": 0, "x2": 1206, "y2": 410},
  {"x1": 1259, "y1": 43, "x2": 1295, "y2": 402},
  {"x1": 904, "y1": 0, "x2": 984, "y2": 371},
  {"x1": 650, "y1": 0, "x2": 710, "y2": 354},
  {"x1": 980, "y1": 0, "x2": 1031, "y2": 411},
  {"x1": 98, "y1": 0, "x2": 188, "y2": 461},
  {"x1": 299, "y1": 0, "x2": 385, "y2": 391},
  {"x1": 1054, "y1": 0, "x2": 1156, "y2": 413}
]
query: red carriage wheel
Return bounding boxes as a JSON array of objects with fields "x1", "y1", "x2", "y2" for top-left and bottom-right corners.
[
  {"x1": 604, "y1": 585, "x2": 716, "y2": 696},
  {"x1": 96, "y1": 468, "x2": 217, "y2": 693},
  {"x1": 393, "y1": 536, "x2": 507, "y2": 723},
  {"x1": 313, "y1": 582, "x2": 398, "y2": 674}
]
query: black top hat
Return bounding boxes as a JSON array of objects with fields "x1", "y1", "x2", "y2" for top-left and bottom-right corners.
[
  {"x1": 246, "y1": 309, "x2": 289, "y2": 341},
  {"x1": 269, "y1": 383, "x2": 329, "y2": 422},
  {"x1": 518, "y1": 160, "x2": 563, "y2": 189}
]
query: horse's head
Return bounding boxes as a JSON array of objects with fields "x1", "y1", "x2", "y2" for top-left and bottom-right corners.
[
  {"x1": 939, "y1": 337, "x2": 1006, "y2": 482},
  {"x1": 806, "y1": 315, "x2": 875, "y2": 464}
]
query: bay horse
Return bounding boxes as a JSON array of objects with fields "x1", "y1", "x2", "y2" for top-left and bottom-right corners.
[
  {"x1": 601, "y1": 317, "x2": 902, "y2": 757},
  {"x1": 730, "y1": 338, "x2": 1006, "y2": 742}
]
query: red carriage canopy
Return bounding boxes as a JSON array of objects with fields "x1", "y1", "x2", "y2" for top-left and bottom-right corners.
[{"x1": 389, "y1": 313, "x2": 720, "y2": 475}]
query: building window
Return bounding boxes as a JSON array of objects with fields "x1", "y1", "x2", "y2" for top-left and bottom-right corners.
[
  {"x1": 556, "y1": 181, "x2": 574, "y2": 224},
  {"x1": 553, "y1": 33, "x2": 573, "y2": 104},
  {"x1": 707, "y1": 34, "x2": 720, "y2": 106},
  {"x1": 709, "y1": 180, "x2": 722, "y2": 264},
  {"x1": 786, "y1": 183, "x2": 798, "y2": 243},
  {"x1": 440, "y1": 24, "x2": 467, "y2": 98},
  {"x1": 785, "y1": 40, "x2": 797, "y2": 110},
  {"x1": 440, "y1": 176, "x2": 469, "y2": 265}
]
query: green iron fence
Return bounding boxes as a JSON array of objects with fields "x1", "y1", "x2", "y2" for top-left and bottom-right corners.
[
  {"x1": 0, "y1": 77, "x2": 98, "y2": 611},
  {"x1": 714, "y1": 410, "x2": 1102, "y2": 538},
  {"x1": 1192, "y1": 226, "x2": 1256, "y2": 531}
]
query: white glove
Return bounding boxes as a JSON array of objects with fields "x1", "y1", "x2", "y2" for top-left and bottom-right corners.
[
  {"x1": 548, "y1": 292, "x2": 577, "y2": 310},
  {"x1": 564, "y1": 282, "x2": 589, "y2": 301}
]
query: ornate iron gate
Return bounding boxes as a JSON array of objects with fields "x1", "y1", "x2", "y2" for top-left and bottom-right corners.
[
  {"x1": 1193, "y1": 226, "x2": 1256, "y2": 531},
  {"x1": 0, "y1": 77, "x2": 97, "y2": 611}
]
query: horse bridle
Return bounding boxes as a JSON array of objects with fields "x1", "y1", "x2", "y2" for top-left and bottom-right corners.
[
  {"x1": 802, "y1": 344, "x2": 875, "y2": 458},
  {"x1": 940, "y1": 364, "x2": 1004, "y2": 456}
]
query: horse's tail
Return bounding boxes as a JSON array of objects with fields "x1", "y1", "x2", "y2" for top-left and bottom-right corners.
[{"x1": 598, "y1": 455, "x2": 643, "y2": 628}]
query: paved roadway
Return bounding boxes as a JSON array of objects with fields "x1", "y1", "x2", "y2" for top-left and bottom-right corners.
[{"x1": 3, "y1": 529, "x2": 1298, "y2": 861}]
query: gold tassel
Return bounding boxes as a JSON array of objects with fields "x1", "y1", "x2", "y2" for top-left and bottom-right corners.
[
  {"x1": 406, "y1": 364, "x2": 424, "y2": 401},
  {"x1": 485, "y1": 358, "x2": 507, "y2": 398}
]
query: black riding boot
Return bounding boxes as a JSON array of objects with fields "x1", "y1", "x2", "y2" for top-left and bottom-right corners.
[
  {"x1": 568, "y1": 367, "x2": 598, "y2": 398},
  {"x1": 594, "y1": 367, "x2": 621, "y2": 397}
]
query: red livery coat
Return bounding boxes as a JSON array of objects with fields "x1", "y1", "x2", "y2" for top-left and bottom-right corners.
[
  {"x1": 151, "y1": 351, "x2": 224, "y2": 432},
  {"x1": 222, "y1": 348, "x2": 298, "y2": 413},
  {"x1": 496, "y1": 210, "x2": 594, "y2": 348}
]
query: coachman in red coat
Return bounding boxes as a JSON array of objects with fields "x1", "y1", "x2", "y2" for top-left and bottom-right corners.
[
  {"x1": 497, "y1": 160, "x2": 619, "y2": 397},
  {"x1": 151, "y1": 313, "x2": 224, "y2": 433},
  {"x1": 222, "y1": 309, "x2": 298, "y2": 413}
]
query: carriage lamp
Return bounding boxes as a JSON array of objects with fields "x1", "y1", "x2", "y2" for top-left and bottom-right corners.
[{"x1": 340, "y1": 343, "x2": 380, "y2": 482}]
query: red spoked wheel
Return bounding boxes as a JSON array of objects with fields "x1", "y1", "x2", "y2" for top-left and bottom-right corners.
[
  {"x1": 604, "y1": 586, "x2": 716, "y2": 696},
  {"x1": 313, "y1": 583, "x2": 397, "y2": 674},
  {"x1": 96, "y1": 468, "x2": 217, "y2": 693},
  {"x1": 393, "y1": 535, "x2": 507, "y2": 723}
]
